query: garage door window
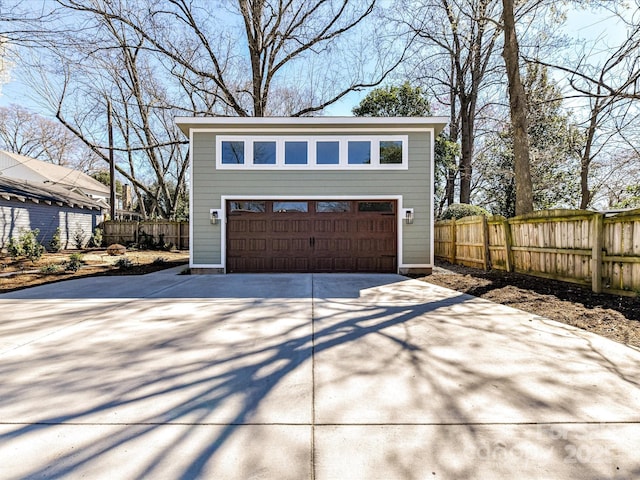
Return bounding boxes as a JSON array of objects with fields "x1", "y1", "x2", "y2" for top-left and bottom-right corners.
[
  {"x1": 229, "y1": 201, "x2": 266, "y2": 213},
  {"x1": 274, "y1": 201, "x2": 308, "y2": 212},
  {"x1": 358, "y1": 201, "x2": 394, "y2": 212},
  {"x1": 317, "y1": 201, "x2": 351, "y2": 212}
]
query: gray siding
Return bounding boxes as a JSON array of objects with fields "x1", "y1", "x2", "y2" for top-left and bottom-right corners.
[
  {"x1": 0, "y1": 199, "x2": 101, "y2": 250},
  {"x1": 191, "y1": 130, "x2": 432, "y2": 267}
]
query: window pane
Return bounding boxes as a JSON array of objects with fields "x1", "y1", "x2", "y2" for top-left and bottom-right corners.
[
  {"x1": 380, "y1": 140, "x2": 403, "y2": 164},
  {"x1": 316, "y1": 201, "x2": 351, "y2": 213},
  {"x1": 221, "y1": 141, "x2": 244, "y2": 164},
  {"x1": 348, "y1": 141, "x2": 371, "y2": 164},
  {"x1": 273, "y1": 201, "x2": 308, "y2": 213},
  {"x1": 229, "y1": 201, "x2": 266, "y2": 213},
  {"x1": 254, "y1": 141, "x2": 276, "y2": 164},
  {"x1": 316, "y1": 141, "x2": 340, "y2": 164},
  {"x1": 358, "y1": 201, "x2": 393, "y2": 212},
  {"x1": 285, "y1": 141, "x2": 308, "y2": 165}
]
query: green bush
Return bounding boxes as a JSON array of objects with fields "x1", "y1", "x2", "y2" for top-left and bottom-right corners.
[
  {"x1": 64, "y1": 253, "x2": 84, "y2": 272},
  {"x1": 440, "y1": 203, "x2": 490, "y2": 220},
  {"x1": 7, "y1": 229, "x2": 45, "y2": 262},
  {"x1": 89, "y1": 227, "x2": 103, "y2": 248},
  {"x1": 73, "y1": 226, "x2": 87, "y2": 249},
  {"x1": 49, "y1": 227, "x2": 62, "y2": 252},
  {"x1": 115, "y1": 257, "x2": 133, "y2": 270},
  {"x1": 40, "y1": 264, "x2": 60, "y2": 274},
  {"x1": 7, "y1": 236, "x2": 23, "y2": 259}
]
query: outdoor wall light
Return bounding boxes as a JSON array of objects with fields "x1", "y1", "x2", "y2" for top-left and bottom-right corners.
[
  {"x1": 403, "y1": 208, "x2": 414, "y2": 224},
  {"x1": 210, "y1": 208, "x2": 222, "y2": 225}
]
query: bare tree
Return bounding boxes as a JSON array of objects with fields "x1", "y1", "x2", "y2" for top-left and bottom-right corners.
[
  {"x1": 397, "y1": 0, "x2": 503, "y2": 205},
  {"x1": 531, "y1": 1, "x2": 640, "y2": 209},
  {"x1": 0, "y1": 104, "x2": 100, "y2": 171},
  {"x1": 56, "y1": 0, "x2": 406, "y2": 117}
]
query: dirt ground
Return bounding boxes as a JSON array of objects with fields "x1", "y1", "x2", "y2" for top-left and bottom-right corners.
[
  {"x1": 0, "y1": 249, "x2": 189, "y2": 293},
  {"x1": 418, "y1": 262, "x2": 640, "y2": 349}
]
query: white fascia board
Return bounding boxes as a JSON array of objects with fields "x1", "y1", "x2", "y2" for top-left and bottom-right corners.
[{"x1": 176, "y1": 116, "x2": 449, "y2": 135}]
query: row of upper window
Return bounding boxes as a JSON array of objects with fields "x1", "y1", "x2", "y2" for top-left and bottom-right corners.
[{"x1": 216, "y1": 136, "x2": 408, "y2": 169}]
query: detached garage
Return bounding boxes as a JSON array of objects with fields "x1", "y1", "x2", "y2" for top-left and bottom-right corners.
[{"x1": 176, "y1": 116, "x2": 447, "y2": 274}]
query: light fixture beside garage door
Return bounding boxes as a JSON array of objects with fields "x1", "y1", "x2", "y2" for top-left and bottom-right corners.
[
  {"x1": 403, "y1": 208, "x2": 414, "y2": 224},
  {"x1": 210, "y1": 208, "x2": 222, "y2": 225}
]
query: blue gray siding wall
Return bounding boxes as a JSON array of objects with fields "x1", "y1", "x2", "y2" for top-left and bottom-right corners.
[{"x1": 0, "y1": 199, "x2": 101, "y2": 250}]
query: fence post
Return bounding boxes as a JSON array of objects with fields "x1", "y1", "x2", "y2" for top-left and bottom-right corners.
[
  {"x1": 449, "y1": 220, "x2": 457, "y2": 264},
  {"x1": 481, "y1": 215, "x2": 490, "y2": 271},
  {"x1": 591, "y1": 212, "x2": 604, "y2": 294},
  {"x1": 503, "y1": 217, "x2": 514, "y2": 272}
]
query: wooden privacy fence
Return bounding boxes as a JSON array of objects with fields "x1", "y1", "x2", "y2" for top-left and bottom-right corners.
[
  {"x1": 102, "y1": 221, "x2": 189, "y2": 250},
  {"x1": 434, "y1": 209, "x2": 640, "y2": 297}
]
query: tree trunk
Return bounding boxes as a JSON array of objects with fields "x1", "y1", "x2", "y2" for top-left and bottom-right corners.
[
  {"x1": 458, "y1": 103, "x2": 474, "y2": 204},
  {"x1": 502, "y1": 0, "x2": 533, "y2": 216}
]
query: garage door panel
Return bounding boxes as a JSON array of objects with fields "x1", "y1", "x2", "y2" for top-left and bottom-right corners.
[
  {"x1": 228, "y1": 256, "x2": 270, "y2": 272},
  {"x1": 272, "y1": 257, "x2": 310, "y2": 272}
]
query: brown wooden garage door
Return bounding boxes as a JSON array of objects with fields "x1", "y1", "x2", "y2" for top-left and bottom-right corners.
[{"x1": 226, "y1": 200, "x2": 397, "y2": 273}]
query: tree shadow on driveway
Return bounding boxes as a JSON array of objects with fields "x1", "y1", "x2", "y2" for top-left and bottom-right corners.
[{"x1": 0, "y1": 276, "x2": 639, "y2": 479}]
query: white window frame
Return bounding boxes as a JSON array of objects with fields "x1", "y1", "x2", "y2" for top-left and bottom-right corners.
[{"x1": 216, "y1": 135, "x2": 409, "y2": 170}]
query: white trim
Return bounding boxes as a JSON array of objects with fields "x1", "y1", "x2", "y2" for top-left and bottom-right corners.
[
  {"x1": 189, "y1": 129, "x2": 195, "y2": 269},
  {"x1": 190, "y1": 127, "x2": 434, "y2": 134},
  {"x1": 401, "y1": 264, "x2": 434, "y2": 268},
  {"x1": 215, "y1": 135, "x2": 408, "y2": 170},
  {"x1": 176, "y1": 115, "x2": 449, "y2": 128},
  {"x1": 429, "y1": 129, "x2": 435, "y2": 268},
  {"x1": 220, "y1": 195, "x2": 406, "y2": 273}
]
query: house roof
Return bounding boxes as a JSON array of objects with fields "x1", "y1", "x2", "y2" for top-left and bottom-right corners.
[
  {"x1": 175, "y1": 115, "x2": 449, "y2": 136},
  {"x1": 0, "y1": 149, "x2": 110, "y2": 196},
  {"x1": 0, "y1": 176, "x2": 104, "y2": 211}
]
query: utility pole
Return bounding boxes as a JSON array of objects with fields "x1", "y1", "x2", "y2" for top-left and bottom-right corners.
[{"x1": 107, "y1": 99, "x2": 116, "y2": 221}]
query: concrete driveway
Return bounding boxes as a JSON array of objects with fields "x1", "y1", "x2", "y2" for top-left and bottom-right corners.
[{"x1": 0, "y1": 270, "x2": 639, "y2": 479}]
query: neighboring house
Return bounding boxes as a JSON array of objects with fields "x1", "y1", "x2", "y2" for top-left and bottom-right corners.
[
  {"x1": 0, "y1": 175, "x2": 104, "y2": 250},
  {"x1": 0, "y1": 149, "x2": 110, "y2": 206},
  {"x1": 176, "y1": 116, "x2": 448, "y2": 274}
]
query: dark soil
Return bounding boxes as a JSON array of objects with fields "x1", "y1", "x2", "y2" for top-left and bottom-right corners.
[{"x1": 418, "y1": 261, "x2": 640, "y2": 349}]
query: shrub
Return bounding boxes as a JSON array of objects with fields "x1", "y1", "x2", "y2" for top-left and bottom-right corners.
[
  {"x1": 8, "y1": 229, "x2": 45, "y2": 262},
  {"x1": 49, "y1": 227, "x2": 62, "y2": 252},
  {"x1": 7, "y1": 236, "x2": 23, "y2": 259},
  {"x1": 89, "y1": 227, "x2": 103, "y2": 248},
  {"x1": 115, "y1": 257, "x2": 133, "y2": 270},
  {"x1": 40, "y1": 264, "x2": 60, "y2": 274},
  {"x1": 64, "y1": 253, "x2": 84, "y2": 272},
  {"x1": 152, "y1": 257, "x2": 166, "y2": 265},
  {"x1": 137, "y1": 230, "x2": 156, "y2": 250},
  {"x1": 440, "y1": 203, "x2": 490, "y2": 220},
  {"x1": 72, "y1": 226, "x2": 87, "y2": 249}
]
